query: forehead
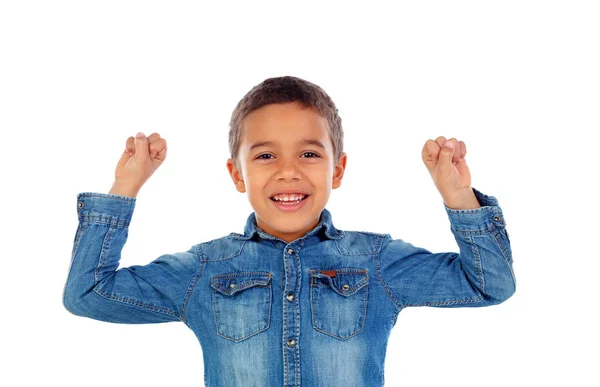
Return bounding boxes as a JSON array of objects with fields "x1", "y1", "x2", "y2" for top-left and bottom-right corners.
[{"x1": 241, "y1": 102, "x2": 330, "y2": 148}]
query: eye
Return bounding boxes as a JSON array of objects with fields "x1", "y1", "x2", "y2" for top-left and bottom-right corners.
[{"x1": 255, "y1": 152, "x2": 320, "y2": 160}]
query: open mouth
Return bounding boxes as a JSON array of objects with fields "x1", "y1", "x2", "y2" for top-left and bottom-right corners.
[{"x1": 270, "y1": 195, "x2": 309, "y2": 205}]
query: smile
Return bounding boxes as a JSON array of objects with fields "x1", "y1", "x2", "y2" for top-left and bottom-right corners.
[{"x1": 270, "y1": 195, "x2": 309, "y2": 212}]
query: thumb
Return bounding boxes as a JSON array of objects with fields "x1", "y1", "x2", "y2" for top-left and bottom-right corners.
[
  {"x1": 437, "y1": 140, "x2": 455, "y2": 176},
  {"x1": 134, "y1": 132, "x2": 149, "y2": 161}
]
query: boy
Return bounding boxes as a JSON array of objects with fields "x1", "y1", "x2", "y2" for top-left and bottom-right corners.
[{"x1": 63, "y1": 75, "x2": 515, "y2": 386}]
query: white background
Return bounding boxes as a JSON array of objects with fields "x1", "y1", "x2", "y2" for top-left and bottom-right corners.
[{"x1": 1, "y1": 1, "x2": 598, "y2": 386}]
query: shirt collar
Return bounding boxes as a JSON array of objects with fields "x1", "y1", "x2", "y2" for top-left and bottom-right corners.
[{"x1": 237, "y1": 207, "x2": 344, "y2": 242}]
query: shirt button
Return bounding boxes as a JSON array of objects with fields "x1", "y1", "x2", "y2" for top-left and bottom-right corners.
[
  {"x1": 287, "y1": 248, "x2": 295, "y2": 255},
  {"x1": 286, "y1": 293, "x2": 295, "y2": 301},
  {"x1": 78, "y1": 202, "x2": 84, "y2": 209},
  {"x1": 287, "y1": 338, "x2": 296, "y2": 347}
]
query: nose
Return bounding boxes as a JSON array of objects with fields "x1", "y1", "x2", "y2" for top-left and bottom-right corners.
[{"x1": 275, "y1": 157, "x2": 301, "y2": 182}]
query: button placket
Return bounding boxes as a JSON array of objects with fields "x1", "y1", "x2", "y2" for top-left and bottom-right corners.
[
  {"x1": 286, "y1": 249, "x2": 296, "y2": 302},
  {"x1": 283, "y1": 245, "x2": 300, "y2": 383}
]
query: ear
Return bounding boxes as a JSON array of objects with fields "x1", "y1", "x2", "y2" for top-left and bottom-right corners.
[
  {"x1": 331, "y1": 152, "x2": 347, "y2": 189},
  {"x1": 226, "y1": 158, "x2": 246, "y2": 193}
]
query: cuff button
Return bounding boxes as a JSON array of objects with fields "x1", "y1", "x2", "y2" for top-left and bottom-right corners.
[
  {"x1": 493, "y1": 216, "x2": 501, "y2": 222},
  {"x1": 78, "y1": 202, "x2": 84, "y2": 209}
]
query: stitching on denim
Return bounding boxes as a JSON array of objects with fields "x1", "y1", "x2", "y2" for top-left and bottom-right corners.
[
  {"x1": 373, "y1": 235, "x2": 406, "y2": 311},
  {"x1": 292, "y1": 240, "x2": 303, "y2": 386},
  {"x1": 491, "y1": 227, "x2": 517, "y2": 291},
  {"x1": 93, "y1": 288, "x2": 178, "y2": 317},
  {"x1": 78, "y1": 192, "x2": 136, "y2": 202},
  {"x1": 492, "y1": 225, "x2": 512, "y2": 264},
  {"x1": 310, "y1": 287, "x2": 368, "y2": 341},
  {"x1": 334, "y1": 233, "x2": 380, "y2": 256},
  {"x1": 212, "y1": 271, "x2": 272, "y2": 278},
  {"x1": 355, "y1": 230, "x2": 387, "y2": 237},
  {"x1": 91, "y1": 225, "x2": 179, "y2": 319},
  {"x1": 391, "y1": 306, "x2": 403, "y2": 326},
  {"x1": 213, "y1": 281, "x2": 271, "y2": 296},
  {"x1": 181, "y1": 244, "x2": 205, "y2": 324},
  {"x1": 79, "y1": 215, "x2": 131, "y2": 228},
  {"x1": 451, "y1": 224, "x2": 494, "y2": 235},
  {"x1": 70, "y1": 222, "x2": 87, "y2": 260},
  {"x1": 295, "y1": 286, "x2": 300, "y2": 387},
  {"x1": 201, "y1": 239, "x2": 246, "y2": 261},
  {"x1": 470, "y1": 234, "x2": 485, "y2": 292},
  {"x1": 226, "y1": 233, "x2": 247, "y2": 240},
  {"x1": 284, "y1": 283, "x2": 289, "y2": 384},
  {"x1": 308, "y1": 273, "x2": 368, "y2": 297},
  {"x1": 283, "y1": 245, "x2": 291, "y2": 385},
  {"x1": 94, "y1": 225, "x2": 116, "y2": 283},
  {"x1": 309, "y1": 269, "x2": 368, "y2": 340},
  {"x1": 406, "y1": 296, "x2": 483, "y2": 307},
  {"x1": 211, "y1": 280, "x2": 272, "y2": 342},
  {"x1": 63, "y1": 222, "x2": 88, "y2": 307}
]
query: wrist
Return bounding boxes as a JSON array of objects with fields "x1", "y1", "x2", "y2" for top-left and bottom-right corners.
[
  {"x1": 443, "y1": 188, "x2": 481, "y2": 210},
  {"x1": 109, "y1": 180, "x2": 141, "y2": 198}
]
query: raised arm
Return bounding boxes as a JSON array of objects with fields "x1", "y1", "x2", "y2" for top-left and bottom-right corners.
[
  {"x1": 63, "y1": 192, "x2": 203, "y2": 323},
  {"x1": 377, "y1": 137, "x2": 515, "y2": 308},
  {"x1": 63, "y1": 132, "x2": 203, "y2": 324},
  {"x1": 378, "y1": 187, "x2": 515, "y2": 308}
]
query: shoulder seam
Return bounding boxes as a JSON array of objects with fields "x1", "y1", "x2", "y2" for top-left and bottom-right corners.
[
  {"x1": 181, "y1": 244, "x2": 205, "y2": 323},
  {"x1": 374, "y1": 233, "x2": 406, "y2": 311},
  {"x1": 352, "y1": 230, "x2": 388, "y2": 237}
]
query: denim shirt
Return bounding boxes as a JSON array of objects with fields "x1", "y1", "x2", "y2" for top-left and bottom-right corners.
[{"x1": 63, "y1": 187, "x2": 515, "y2": 387}]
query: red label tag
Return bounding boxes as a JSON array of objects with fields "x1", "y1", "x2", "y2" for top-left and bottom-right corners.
[{"x1": 321, "y1": 270, "x2": 337, "y2": 277}]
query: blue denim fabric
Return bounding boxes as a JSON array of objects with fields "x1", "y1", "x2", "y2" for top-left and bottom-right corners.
[{"x1": 63, "y1": 187, "x2": 515, "y2": 386}]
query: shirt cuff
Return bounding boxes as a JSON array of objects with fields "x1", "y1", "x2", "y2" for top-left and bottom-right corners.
[
  {"x1": 77, "y1": 192, "x2": 136, "y2": 225},
  {"x1": 444, "y1": 187, "x2": 506, "y2": 232}
]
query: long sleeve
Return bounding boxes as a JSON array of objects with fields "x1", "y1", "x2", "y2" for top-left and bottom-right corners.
[
  {"x1": 62, "y1": 193, "x2": 203, "y2": 324},
  {"x1": 378, "y1": 187, "x2": 516, "y2": 309}
]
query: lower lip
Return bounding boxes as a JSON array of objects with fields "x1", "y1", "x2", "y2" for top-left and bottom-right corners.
[{"x1": 270, "y1": 196, "x2": 309, "y2": 212}]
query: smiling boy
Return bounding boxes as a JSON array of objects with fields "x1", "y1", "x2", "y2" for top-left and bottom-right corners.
[
  {"x1": 227, "y1": 101, "x2": 346, "y2": 243},
  {"x1": 64, "y1": 75, "x2": 515, "y2": 386}
]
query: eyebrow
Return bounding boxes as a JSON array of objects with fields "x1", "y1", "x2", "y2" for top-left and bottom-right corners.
[{"x1": 248, "y1": 139, "x2": 326, "y2": 152}]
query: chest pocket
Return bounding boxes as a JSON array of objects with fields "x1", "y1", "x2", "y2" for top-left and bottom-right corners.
[
  {"x1": 211, "y1": 272, "x2": 272, "y2": 342},
  {"x1": 309, "y1": 267, "x2": 369, "y2": 340}
]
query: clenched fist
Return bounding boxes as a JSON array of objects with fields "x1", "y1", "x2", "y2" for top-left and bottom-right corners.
[
  {"x1": 422, "y1": 136, "x2": 480, "y2": 210},
  {"x1": 110, "y1": 132, "x2": 167, "y2": 197}
]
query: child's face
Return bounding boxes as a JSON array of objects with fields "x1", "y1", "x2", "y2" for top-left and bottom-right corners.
[{"x1": 227, "y1": 101, "x2": 347, "y2": 243}]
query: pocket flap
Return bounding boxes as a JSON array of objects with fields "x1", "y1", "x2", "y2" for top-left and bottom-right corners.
[
  {"x1": 211, "y1": 272, "x2": 272, "y2": 296},
  {"x1": 310, "y1": 268, "x2": 368, "y2": 297}
]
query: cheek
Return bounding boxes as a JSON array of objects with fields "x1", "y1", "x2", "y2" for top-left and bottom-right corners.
[{"x1": 312, "y1": 174, "x2": 333, "y2": 190}]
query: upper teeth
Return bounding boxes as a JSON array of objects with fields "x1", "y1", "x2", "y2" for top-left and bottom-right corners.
[{"x1": 272, "y1": 194, "x2": 306, "y2": 201}]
